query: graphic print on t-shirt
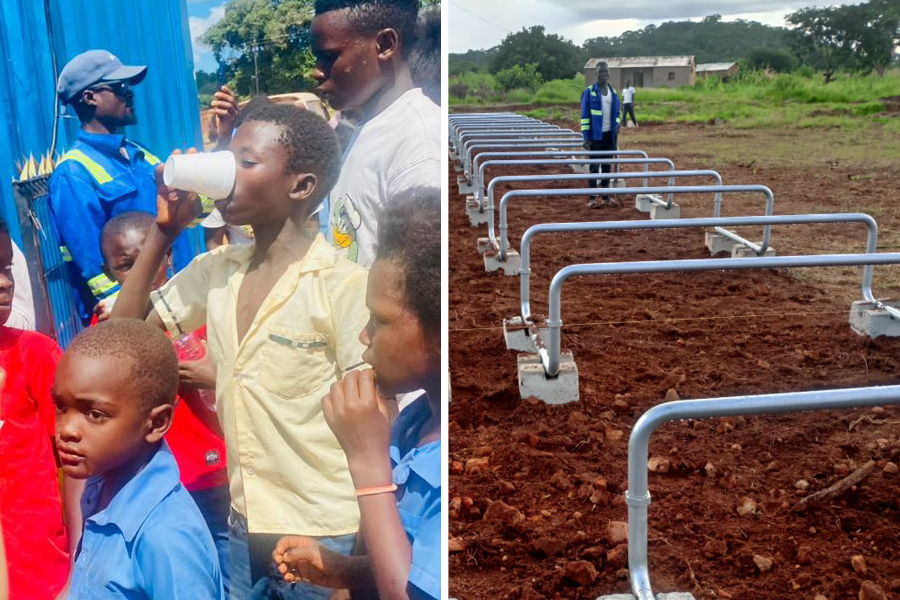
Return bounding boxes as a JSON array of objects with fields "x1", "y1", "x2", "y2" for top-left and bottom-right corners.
[{"x1": 331, "y1": 193, "x2": 362, "y2": 263}]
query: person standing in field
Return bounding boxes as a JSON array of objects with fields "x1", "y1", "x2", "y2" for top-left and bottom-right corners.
[
  {"x1": 311, "y1": 0, "x2": 440, "y2": 268},
  {"x1": 623, "y1": 79, "x2": 638, "y2": 127},
  {"x1": 580, "y1": 61, "x2": 621, "y2": 208}
]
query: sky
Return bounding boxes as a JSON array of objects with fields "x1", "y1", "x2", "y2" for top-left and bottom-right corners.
[
  {"x1": 187, "y1": 0, "x2": 227, "y2": 73},
  {"x1": 449, "y1": 0, "x2": 866, "y2": 53}
]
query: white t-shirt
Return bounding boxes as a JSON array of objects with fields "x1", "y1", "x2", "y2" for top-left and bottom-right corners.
[
  {"x1": 601, "y1": 87, "x2": 613, "y2": 132},
  {"x1": 8, "y1": 240, "x2": 35, "y2": 330},
  {"x1": 201, "y1": 208, "x2": 254, "y2": 245},
  {"x1": 623, "y1": 86, "x2": 635, "y2": 103},
  {"x1": 328, "y1": 88, "x2": 440, "y2": 268}
]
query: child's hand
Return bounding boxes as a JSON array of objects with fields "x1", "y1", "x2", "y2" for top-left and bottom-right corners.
[
  {"x1": 322, "y1": 369, "x2": 392, "y2": 465},
  {"x1": 154, "y1": 149, "x2": 202, "y2": 237},
  {"x1": 178, "y1": 349, "x2": 217, "y2": 390},
  {"x1": 211, "y1": 86, "x2": 239, "y2": 145},
  {"x1": 272, "y1": 536, "x2": 347, "y2": 588}
]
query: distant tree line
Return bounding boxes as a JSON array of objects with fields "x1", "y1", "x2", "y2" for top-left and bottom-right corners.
[{"x1": 450, "y1": 0, "x2": 900, "y2": 84}]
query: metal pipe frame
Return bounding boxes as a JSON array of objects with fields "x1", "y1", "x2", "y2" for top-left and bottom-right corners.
[
  {"x1": 453, "y1": 123, "x2": 560, "y2": 146},
  {"x1": 459, "y1": 130, "x2": 578, "y2": 154},
  {"x1": 627, "y1": 384, "x2": 900, "y2": 600},
  {"x1": 485, "y1": 163, "x2": 696, "y2": 247},
  {"x1": 455, "y1": 125, "x2": 561, "y2": 146},
  {"x1": 472, "y1": 150, "x2": 651, "y2": 209},
  {"x1": 499, "y1": 185, "x2": 774, "y2": 261},
  {"x1": 540, "y1": 251, "x2": 900, "y2": 376},
  {"x1": 450, "y1": 118, "x2": 543, "y2": 147},
  {"x1": 520, "y1": 213, "x2": 879, "y2": 324},
  {"x1": 463, "y1": 140, "x2": 586, "y2": 176}
]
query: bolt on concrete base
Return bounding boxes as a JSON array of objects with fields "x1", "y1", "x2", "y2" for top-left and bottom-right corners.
[
  {"x1": 457, "y1": 176, "x2": 474, "y2": 195},
  {"x1": 483, "y1": 250, "x2": 520, "y2": 276},
  {"x1": 650, "y1": 202, "x2": 680, "y2": 220},
  {"x1": 518, "y1": 351, "x2": 579, "y2": 404},
  {"x1": 635, "y1": 194, "x2": 662, "y2": 213},
  {"x1": 705, "y1": 232, "x2": 737, "y2": 256},
  {"x1": 466, "y1": 198, "x2": 489, "y2": 226},
  {"x1": 849, "y1": 300, "x2": 900, "y2": 338},
  {"x1": 476, "y1": 237, "x2": 495, "y2": 255},
  {"x1": 731, "y1": 243, "x2": 776, "y2": 258},
  {"x1": 597, "y1": 593, "x2": 696, "y2": 600},
  {"x1": 503, "y1": 317, "x2": 547, "y2": 351}
]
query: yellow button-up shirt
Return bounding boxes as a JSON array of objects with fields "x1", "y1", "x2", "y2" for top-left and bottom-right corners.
[{"x1": 151, "y1": 234, "x2": 368, "y2": 536}]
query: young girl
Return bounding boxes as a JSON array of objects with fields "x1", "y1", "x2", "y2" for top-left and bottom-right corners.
[{"x1": 273, "y1": 190, "x2": 441, "y2": 600}]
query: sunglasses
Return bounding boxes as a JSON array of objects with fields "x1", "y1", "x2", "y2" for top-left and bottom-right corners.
[{"x1": 88, "y1": 81, "x2": 132, "y2": 98}]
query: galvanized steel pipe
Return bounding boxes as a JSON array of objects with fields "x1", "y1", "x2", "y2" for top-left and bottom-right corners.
[{"x1": 627, "y1": 384, "x2": 900, "y2": 600}]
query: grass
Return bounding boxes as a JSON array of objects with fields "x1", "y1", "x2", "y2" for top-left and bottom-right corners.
[{"x1": 450, "y1": 69, "x2": 900, "y2": 131}]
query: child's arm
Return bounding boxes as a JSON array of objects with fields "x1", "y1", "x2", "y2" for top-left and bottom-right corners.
[
  {"x1": 111, "y1": 157, "x2": 202, "y2": 326},
  {"x1": 322, "y1": 370, "x2": 415, "y2": 600}
]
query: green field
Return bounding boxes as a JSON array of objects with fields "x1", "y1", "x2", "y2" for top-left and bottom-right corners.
[{"x1": 449, "y1": 70, "x2": 900, "y2": 132}]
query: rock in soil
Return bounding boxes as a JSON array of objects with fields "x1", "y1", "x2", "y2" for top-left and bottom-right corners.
[
  {"x1": 884, "y1": 462, "x2": 898, "y2": 474},
  {"x1": 797, "y1": 544, "x2": 813, "y2": 565},
  {"x1": 465, "y1": 456, "x2": 490, "y2": 474},
  {"x1": 564, "y1": 560, "x2": 598, "y2": 586},
  {"x1": 736, "y1": 497, "x2": 757, "y2": 516},
  {"x1": 648, "y1": 456, "x2": 671, "y2": 473},
  {"x1": 482, "y1": 500, "x2": 524, "y2": 526},
  {"x1": 753, "y1": 554, "x2": 773, "y2": 572},
  {"x1": 859, "y1": 580, "x2": 886, "y2": 600},
  {"x1": 851, "y1": 554, "x2": 867, "y2": 575},
  {"x1": 521, "y1": 585, "x2": 546, "y2": 600},
  {"x1": 606, "y1": 520, "x2": 629, "y2": 545},
  {"x1": 449, "y1": 537, "x2": 466, "y2": 553},
  {"x1": 531, "y1": 537, "x2": 566, "y2": 557},
  {"x1": 606, "y1": 543, "x2": 628, "y2": 569}
]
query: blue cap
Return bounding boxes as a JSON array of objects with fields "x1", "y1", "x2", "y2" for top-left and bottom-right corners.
[{"x1": 57, "y1": 49, "x2": 147, "y2": 104}]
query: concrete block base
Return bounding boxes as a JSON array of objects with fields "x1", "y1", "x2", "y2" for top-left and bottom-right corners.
[
  {"x1": 483, "y1": 250, "x2": 520, "y2": 276},
  {"x1": 503, "y1": 317, "x2": 536, "y2": 351},
  {"x1": 570, "y1": 163, "x2": 590, "y2": 174},
  {"x1": 850, "y1": 300, "x2": 900, "y2": 338},
  {"x1": 597, "y1": 594, "x2": 696, "y2": 600},
  {"x1": 613, "y1": 177, "x2": 626, "y2": 188},
  {"x1": 705, "y1": 232, "x2": 737, "y2": 256},
  {"x1": 450, "y1": 150, "x2": 459, "y2": 160},
  {"x1": 517, "y1": 351, "x2": 579, "y2": 404},
  {"x1": 457, "y1": 176, "x2": 474, "y2": 195},
  {"x1": 650, "y1": 202, "x2": 680, "y2": 220},
  {"x1": 476, "y1": 237, "x2": 495, "y2": 255},
  {"x1": 731, "y1": 243, "x2": 776, "y2": 258},
  {"x1": 453, "y1": 163, "x2": 462, "y2": 173},
  {"x1": 466, "y1": 198, "x2": 489, "y2": 226},
  {"x1": 635, "y1": 193, "x2": 662, "y2": 213}
]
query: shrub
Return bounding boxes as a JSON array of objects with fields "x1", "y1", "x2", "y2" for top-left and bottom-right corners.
[{"x1": 494, "y1": 63, "x2": 543, "y2": 92}]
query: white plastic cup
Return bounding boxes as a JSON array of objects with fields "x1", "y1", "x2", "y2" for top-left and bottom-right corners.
[{"x1": 163, "y1": 150, "x2": 235, "y2": 199}]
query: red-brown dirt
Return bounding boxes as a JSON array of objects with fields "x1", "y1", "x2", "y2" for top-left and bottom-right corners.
[{"x1": 449, "y1": 120, "x2": 900, "y2": 600}]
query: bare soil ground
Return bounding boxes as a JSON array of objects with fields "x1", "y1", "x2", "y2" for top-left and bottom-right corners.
[{"x1": 449, "y1": 117, "x2": 900, "y2": 600}]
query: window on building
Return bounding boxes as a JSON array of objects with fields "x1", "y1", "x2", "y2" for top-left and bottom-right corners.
[{"x1": 668, "y1": 72, "x2": 675, "y2": 81}]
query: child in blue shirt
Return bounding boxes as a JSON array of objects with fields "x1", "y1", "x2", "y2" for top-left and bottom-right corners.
[
  {"x1": 273, "y1": 190, "x2": 441, "y2": 600},
  {"x1": 53, "y1": 318, "x2": 224, "y2": 600}
]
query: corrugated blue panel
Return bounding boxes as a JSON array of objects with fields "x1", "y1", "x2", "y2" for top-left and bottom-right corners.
[{"x1": 0, "y1": 0, "x2": 203, "y2": 250}]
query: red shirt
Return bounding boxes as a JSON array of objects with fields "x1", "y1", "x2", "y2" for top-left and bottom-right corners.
[
  {"x1": 0, "y1": 327, "x2": 69, "y2": 600},
  {"x1": 87, "y1": 317, "x2": 227, "y2": 492}
]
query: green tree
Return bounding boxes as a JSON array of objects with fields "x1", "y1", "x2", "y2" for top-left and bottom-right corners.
[
  {"x1": 746, "y1": 48, "x2": 797, "y2": 73},
  {"x1": 489, "y1": 26, "x2": 581, "y2": 81},
  {"x1": 494, "y1": 63, "x2": 542, "y2": 91},
  {"x1": 202, "y1": 0, "x2": 318, "y2": 96}
]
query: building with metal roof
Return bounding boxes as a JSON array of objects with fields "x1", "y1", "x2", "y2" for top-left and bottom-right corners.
[
  {"x1": 697, "y1": 62, "x2": 740, "y2": 81},
  {"x1": 583, "y1": 56, "x2": 696, "y2": 89}
]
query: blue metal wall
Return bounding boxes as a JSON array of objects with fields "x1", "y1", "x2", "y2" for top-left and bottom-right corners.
[{"x1": 0, "y1": 0, "x2": 203, "y2": 247}]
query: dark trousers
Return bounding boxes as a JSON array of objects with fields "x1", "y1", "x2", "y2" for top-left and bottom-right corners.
[
  {"x1": 623, "y1": 102, "x2": 637, "y2": 125},
  {"x1": 587, "y1": 132, "x2": 616, "y2": 195}
]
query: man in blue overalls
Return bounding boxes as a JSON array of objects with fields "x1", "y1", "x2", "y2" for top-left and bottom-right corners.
[
  {"x1": 580, "y1": 61, "x2": 622, "y2": 208},
  {"x1": 50, "y1": 49, "x2": 201, "y2": 323}
]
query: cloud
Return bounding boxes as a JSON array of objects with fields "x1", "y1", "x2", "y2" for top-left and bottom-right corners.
[
  {"x1": 536, "y1": 0, "x2": 841, "y2": 20},
  {"x1": 189, "y1": 3, "x2": 226, "y2": 66}
]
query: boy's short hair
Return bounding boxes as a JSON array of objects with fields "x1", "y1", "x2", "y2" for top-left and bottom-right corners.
[
  {"x1": 68, "y1": 319, "x2": 179, "y2": 411},
  {"x1": 409, "y1": 5, "x2": 440, "y2": 104},
  {"x1": 100, "y1": 211, "x2": 155, "y2": 258},
  {"x1": 235, "y1": 95, "x2": 274, "y2": 130},
  {"x1": 375, "y1": 188, "x2": 440, "y2": 336},
  {"x1": 242, "y1": 103, "x2": 341, "y2": 206},
  {"x1": 314, "y1": 0, "x2": 420, "y2": 55}
]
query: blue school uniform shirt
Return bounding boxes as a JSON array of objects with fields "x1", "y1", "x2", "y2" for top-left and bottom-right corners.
[
  {"x1": 48, "y1": 130, "x2": 198, "y2": 323},
  {"x1": 390, "y1": 395, "x2": 441, "y2": 600},
  {"x1": 67, "y1": 442, "x2": 224, "y2": 600}
]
